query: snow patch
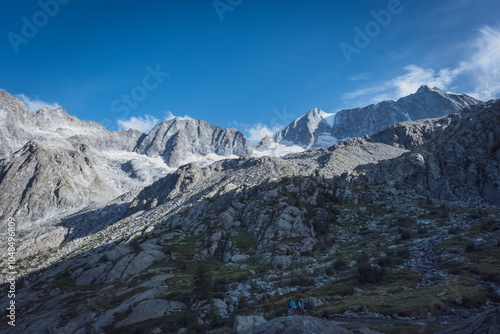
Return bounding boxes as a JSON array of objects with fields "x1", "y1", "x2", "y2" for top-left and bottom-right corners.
[
  {"x1": 318, "y1": 110, "x2": 336, "y2": 127},
  {"x1": 254, "y1": 142, "x2": 305, "y2": 157},
  {"x1": 316, "y1": 133, "x2": 338, "y2": 146},
  {"x1": 178, "y1": 152, "x2": 240, "y2": 168}
]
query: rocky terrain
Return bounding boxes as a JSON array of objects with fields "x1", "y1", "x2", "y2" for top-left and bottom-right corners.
[
  {"x1": 0, "y1": 90, "x2": 255, "y2": 257},
  {"x1": 0, "y1": 90, "x2": 499, "y2": 333}
]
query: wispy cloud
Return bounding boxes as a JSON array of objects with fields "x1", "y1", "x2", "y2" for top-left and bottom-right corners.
[
  {"x1": 389, "y1": 65, "x2": 459, "y2": 98},
  {"x1": 117, "y1": 115, "x2": 160, "y2": 133},
  {"x1": 348, "y1": 73, "x2": 372, "y2": 81},
  {"x1": 460, "y1": 26, "x2": 500, "y2": 100},
  {"x1": 343, "y1": 26, "x2": 500, "y2": 105},
  {"x1": 344, "y1": 65, "x2": 460, "y2": 105},
  {"x1": 244, "y1": 123, "x2": 283, "y2": 146},
  {"x1": 15, "y1": 93, "x2": 62, "y2": 113},
  {"x1": 164, "y1": 111, "x2": 192, "y2": 121},
  {"x1": 117, "y1": 111, "x2": 193, "y2": 133}
]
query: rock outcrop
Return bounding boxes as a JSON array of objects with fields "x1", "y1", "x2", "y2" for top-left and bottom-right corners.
[
  {"x1": 248, "y1": 316, "x2": 353, "y2": 334},
  {"x1": 437, "y1": 307, "x2": 500, "y2": 334},
  {"x1": 233, "y1": 315, "x2": 267, "y2": 333},
  {"x1": 135, "y1": 118, "x2": 254, "y2": 167},
  {"x1": 336, "y1": 100, "x2": 500, "y2": 204}
]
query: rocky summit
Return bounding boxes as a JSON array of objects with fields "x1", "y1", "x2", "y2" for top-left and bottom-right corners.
[{"x1": 0, "y1": 88, "x2": 499, "y2": 334}]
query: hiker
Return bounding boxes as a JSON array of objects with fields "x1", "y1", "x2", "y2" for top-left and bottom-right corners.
[
  {"x1": 288, "y1": 305, "x2": 293, "y2": 317},
  {"x1": 290, "y1": 298, "x2": 297, "y2": 315},
  {"x1": 321, "y1": 311, "x2": 328, "y2": 320},
  {"x1": 297, "y1": 298, "x2": 304, "y2": 315}
]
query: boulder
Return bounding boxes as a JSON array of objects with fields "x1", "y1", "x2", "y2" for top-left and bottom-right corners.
[
  {"x1": 121, "y1": 249, "x2": 166, "y2": 280},
  {"x1": 54, "y1": 312, "x2": 96, "y2": 334},
  {"x1": 248, "y1": 316, "x2": 353, "y2": 334},
  {"x1": 271, "y1": 255, "x2": 292, "y2": 269},
  {"x1": 233, "y1": 315, "x2": 267, "y2": 334},
  {"x1": 106, "y1": 254, "x2": 134, "y2": 282},
  {"x1": 303, "y1": 297, "x2": 325, "y2": 310},
  {"x1": 115, "y1": 299, "x2": 185, "y2": 327},
  {"x1": 75, "y1": 263, "x2": 109, "y2": 285},
  {"x1": 231, "y1": 254, "x2": 250, "y2": 263}
]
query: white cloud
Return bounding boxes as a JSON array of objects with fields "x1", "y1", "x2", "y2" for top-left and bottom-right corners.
[
  {"x1": 460, "y1": 26, "x2": 500, "y2": 100},
  {"x1": 117, "y1": 111, "x2": 193, "y2": 133},
  {"x1": 164, "y1": 111, "x2": 192, "y2": 121},
  {"x1": 245, "y1": 123, "x2": 283, "y2": 146},
  {"x1": 390, "y1": 65, "x2": 459, "y2": 98},
  {"x1": 343, "y1": 26, "x2": 500, "y2": 105},
  {"x1": 348, "y1": 73, "x2": 372, "y2": 81},
  {"x1": 15, "y1": 93, "x2": 62, "y2": 113},
  {"x1": 117, "y1": 114, "x2": 161, "y2": 133},
  {"x1": 343, "y1": 65, "x2": 460, "y2": 105}
]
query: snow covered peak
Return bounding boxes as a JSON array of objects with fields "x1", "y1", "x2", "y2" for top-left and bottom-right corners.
[
  {"x1": 274, "y1": 107, "x2": 338, "y2": 148},
  {"x1": 416, "y1": 85, "x2": 435, "y2": 93}
]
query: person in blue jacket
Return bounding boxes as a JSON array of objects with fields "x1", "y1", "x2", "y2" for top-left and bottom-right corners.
[{"x1": 290, "y1": 298, "x2": 297, "y2": 315}]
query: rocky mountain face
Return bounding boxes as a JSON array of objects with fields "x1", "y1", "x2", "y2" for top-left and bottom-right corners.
[
  {"x1": 336, "y1": 100, "x2": 500, "y2": 204},
  {"x1": 1, "y1": 97, "x2": 499, "y2": 333},
  {"x1": 273, "y1": 85, "x2": 480, "y2": 148},
  {"x1": 0, "y1": 91, "x2": 36, "y2": 158},
  {"x1": 0, "y1": 91, "x2": 254, "y2": 256},
  {"x1": 135, "y1": 118, "x2": 254, "y2": 166}
]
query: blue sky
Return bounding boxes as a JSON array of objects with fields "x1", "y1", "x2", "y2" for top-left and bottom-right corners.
[{"x1": 1, "y1": 0, "x2": 500, "y2": 144}]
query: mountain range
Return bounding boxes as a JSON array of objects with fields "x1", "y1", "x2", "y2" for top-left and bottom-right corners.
[
  {"x1": 0, "y1": 87, "x2": 499, "y2": 333},
  {"x1": 272, "y1": 86, "x2": 479, "y2": 148},
  {"x1": 0, "y1": 86, "x2": 479, "y2": 243}
]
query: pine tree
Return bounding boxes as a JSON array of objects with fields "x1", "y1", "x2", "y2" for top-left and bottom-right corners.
[{"x1": 193, "y1": 261, "x2": 213, "y2": 301}]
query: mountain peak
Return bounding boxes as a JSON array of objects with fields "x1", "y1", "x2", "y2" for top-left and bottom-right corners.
[
  {"x1": 415, "y1": 85, "x2": 449, "y2": 95},
  {"x1": 307, "y1": 107, "x2": 323, "y2": 115},
  {"x1": 416, "y1": 84, "x2": 433, "y2": 93},
  {"x1": 35, "y1": 106, "x2": 69, "y2": 116}
]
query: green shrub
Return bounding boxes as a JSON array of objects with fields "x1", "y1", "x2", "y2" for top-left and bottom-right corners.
[
  {"x1": 377, "y1": 256, "x2": 395, "y2": 268},
  {"x1": 465, "y1": 242, "x2": 476, "y2": 253},
  {"x1": 417, "y1": 226, "x2": 428, "y2": 235},
  {"x1": 389, "y1": 247, "x2": 410, "y2": 259},
  {"x1": 395, "y1": 216, "x2": 416, "y2": 226},
  {"x1": 325, "y1": 265, "x2": 334, "y2": 276},
  {"x1": 357, "y1": 263, "x2": 386, "y2": 284},
  {"x1": 212, "y1": 277, "x2": 228, "y2": 299},
  {"x1": 356, "y1": 252, "x2": 370, "y2": 264},
  {"x1": 238, "y1": 294, "x2": 248, "y2": 310},
  {"x1": 290, "y1": 273, "x2": 315, "y2": 287},
  {"x1": 481, "y1": 219, "x2": 500, "y2": 232},
  {"x1": 193, "y1": 261, "x2": 213, "y2": 301},
  {"x1": 313, "y1": 220, "x2": 329, "y2": 235},
  {"x1": 333, "y1": 258, "x2": 347, "y2": 269},
  {"x1": 165, "y1": 309, "x2": 206, "y2": 333},
  {"x1": 400, "y1": 229, "x2": 413, "y2": 240}
]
